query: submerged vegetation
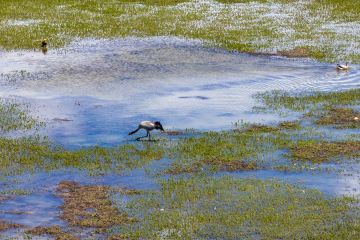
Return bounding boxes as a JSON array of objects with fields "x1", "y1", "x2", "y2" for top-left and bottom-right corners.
[
  {"x1": 0, "y1": 99, "x2": 40, "y2": 132},
  {"x1": 0, "y1": 220, "x2": 23, "y2": 232},
  {"x1": 0, "y1": 2, "x2": 359, "y2": 239},
  {"x1": 254, "y1": 88, "x2": 360, "y2": 113},
  {"x1": 1, "y1": 0, "x2": 360, "y2": 62},
  {"x1": 0, "y1": 136, "x2": 164, "y2": 175},
  {"x1": 316, "y1": 107, "x2": 360, "y2": 128},
  {"x1": 124, "y1": 176, "x2": 360, "y2": 239},
  {"x1": 25, "y1": 226, "x2": 79, "y2": 240},
  {"x1": 290, "y1": 140, "x2": 360, "y2": 163},
  {"x1": 0, "y1": 77, "x2": 360, "y2": 238},
  {"x1": 0, "y1": 89, "x2": 359, "y2": 175}
]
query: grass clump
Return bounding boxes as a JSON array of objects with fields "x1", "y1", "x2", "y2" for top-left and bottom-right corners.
[
  {"x1": 0, "y1": 136, "x2": 164, "y2": 175},
  {"x1": 124, "y1": 176, "x2": 360, "y2": 239},
  {"x1": 56, "y1": 181, "x2": 137, "y2": 229},
  {"x1": 316, "y1": 107, "x2": 360, "y2": 128},
  {"x1": 0, "y1": 220, "x2": 23, "y2": 232},
  {"x1": 0, "y1": 99, "x2": 41, "y2": 133},
  {"x1": 278, "y1": 121, "x2": 301, "y2": 130},
  {"x1": 277, "y1": 46, "x2": 315, "y2": 58},
  {"x1": 254, "y1": 88, "x2": 360, "y2": 113},
  {"x1": 290, "y1": 140, "x2": 360, "y2": 163},
  {"x1": 165, "y1": 126, "x2": 291, "y2": 174},
  {"x1": 242, "y1": 121, "x2": 300, "y2": 133},
  {"x1": 25, "y1": 226, "x2": 79, "y2": 240},
  {"x1": 0, "y1": 188, "x2": 31, "y2": 196},
  {"x1": 120, "y1": 0, "x2": 188, "y2": 5}
]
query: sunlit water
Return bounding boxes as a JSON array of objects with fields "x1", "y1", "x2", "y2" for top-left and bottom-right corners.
[
  {"x1": 1, "y1": 37, "x2": 359, "y2": 146},
  {"x1": 0, "y1": 37, "x2": 359, "y2": 235}
]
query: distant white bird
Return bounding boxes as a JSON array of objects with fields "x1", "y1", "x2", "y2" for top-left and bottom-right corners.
[
  {"x1": 128, "y1": 121, "x2": 165, "y2": 140},
  {"x1": 337, "y1": 62, "x2": 349, "y2": 70}
]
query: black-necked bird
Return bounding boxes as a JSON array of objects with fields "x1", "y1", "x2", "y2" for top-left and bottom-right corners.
[
  {"x1": 129, "y1": 121, "x2": 165, "y2": 140},
  {"x1": 337, "y1": 62, "x2": 349, "y2": 70}
]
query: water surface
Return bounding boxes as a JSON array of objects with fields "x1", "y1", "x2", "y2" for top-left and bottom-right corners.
[{"x1": 1, "y1": 37, "x2": 359, "y2": 146}]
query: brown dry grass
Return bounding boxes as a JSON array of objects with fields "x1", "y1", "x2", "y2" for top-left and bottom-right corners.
[
  {"x1": 277, "y1": 47, "x2": 313, "y2": 58},
  {"x1": 290, "y1": 141, "x2": 360, "y2": 163},
  {"x1": 0, "y1": 220, "x2": 23, "y2": 232},
  {"x1": 56, "y1": 181, "x2": 137, "y2": 229},
  {"x1": 25, "y1": 226, "x2": 79, "y2": 240},
  {"x1": 165, "y1": 158, "x2": 257, "y2": 174},
  {"x1": 316, "y1": 108, "x2": 360, "y2": 128}
]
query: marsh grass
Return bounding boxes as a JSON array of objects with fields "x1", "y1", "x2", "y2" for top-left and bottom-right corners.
[
  {"x1": 1, "y1": 88, "x2": 360, "y2": 238},
  {"x1": 165, "y1": 119, "x2": 322, "y2": 175},
  {"x1": 0, "y1": 188, "x2": 31, "y2": 196},
  {"x1": 56, "y1": 181, "x2": 137, "y2": 229},
  {"x1": 121, "y1": 0, "x2": 188, "y2": 5},
  {"x1": 254, "y1": 88, "x2": 360, "y2": 113},
  {"x1": 290, "y1": 140, "x2": 360, "y2": 163},
  {"x1": 124, "y1": 176, "x2": 360, "y2": 239},
  {"x1": 25, "y1": 226, "x2": 79, "y2": 240},
  {"x1": 0, "y1": 99, "x2": 40, "y2": 133},
  {"x1": 0, "y1": 0, "x2": 360, "y2": 62},
  {"x1": 1, "y1": 87, "x2": 358, "y2": 176},
  {"x1": 0, "y1": 220, "x2": 23, "y2": 232},
  {"x1": 0, "y1": 115, "x2": 349, "y2": 176},
  {"x1": 316, "y1": 107, "x2": 360, "y2": 128},
  {"x1": 165, "y1": 128, "x2": 290, "y2": 174},
  {"x1": 0, "y1": 136, "x2": 165, "y2": 175}
]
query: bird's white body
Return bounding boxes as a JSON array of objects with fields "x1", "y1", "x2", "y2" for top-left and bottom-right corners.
[
  {"x1": 129, "y1": 121, "x2": 164, "y2": 140},
  {"x1": 139, "y1": 121, "x2": 156, "y2": 131},
  {"x1": 337, "y1": 63, "x2": 349, "y2": 70}
]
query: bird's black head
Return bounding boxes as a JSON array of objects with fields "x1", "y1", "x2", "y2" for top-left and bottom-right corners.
[{"x1": 154, "y1": 121, "x2": 164, "y2": 131}]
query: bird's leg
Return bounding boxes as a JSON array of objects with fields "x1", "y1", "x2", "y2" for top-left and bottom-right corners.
[
  {"x1": 148, "y1": 131, "x2": 151, "y2": 141},
  {"x1": 136, "y1": 130, "x2": 149, "y2": 141},
  {"x1": 129, "y1": 127, "x2": 140, "y2": 135}
]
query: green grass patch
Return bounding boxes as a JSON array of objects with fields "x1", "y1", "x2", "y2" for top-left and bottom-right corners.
[
  {"x1": 316, "y1": 107, "x2": 360, "y2": 129},
  {"x1": 0, "y1": 188, "x2": 31, "y2": 196},
  {"x1": 290, "y1": 140, "x2": 360, "y2": 163},
  {"x1": 0, "y1": 136, "x2": 164, "y2": 175},
  {"x1": 0, "y1": 0, "x2": 360, "y2": 62},
  {"x1": 123, "y1": 176, "x2": 360, "y2": 239},
  {"x1": 121, "y1": 0, "x2": 188, "y2": 5},
  {"x1": 0, "y1": 99, "x2": 41, "y2": 133},
  {"x1": 164, "y1": 123, "x2": 294, "y2": 174},
  {"x1": 254, "y1": 88, "x2": 360, "y2": 113}
]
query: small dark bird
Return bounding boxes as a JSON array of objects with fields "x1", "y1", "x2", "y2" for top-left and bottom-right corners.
[
  {"x1": 41, "y1": 39, "x2": 48, "y2": 48},
  {"x1": 129, "y1": 121, "x2": 165, "y2": 141}
]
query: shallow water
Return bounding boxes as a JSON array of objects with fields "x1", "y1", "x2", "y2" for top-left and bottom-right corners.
[
  {"x1": 1, "y1": 37, "x2": 359, "y2": 146},
  {"x1": 222, "y1": 165, "x2": 360, "y2": 197},
  {"x1": 0, "y1": 157, "x2": 165, "y2": 231},
  {"x1": 0, "y1": 37, "x2": 359, "y2": 236}
]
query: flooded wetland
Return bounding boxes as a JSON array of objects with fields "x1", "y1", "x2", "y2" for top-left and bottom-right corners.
[{"x1": 1, "y1": 0, "x2": 360, "y2": 239}]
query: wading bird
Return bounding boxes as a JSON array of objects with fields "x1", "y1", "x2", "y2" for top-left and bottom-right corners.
[
  {"x1": 337, "y1": 62, "x2": 349, "y2": 70},
  {"x1": 41, "y1": 39, "x2": 48, "y2": 48},
  {"x1": 40, "y1": 39, "x2": 48, "y2": 54},
  {"x1": 128, "y1": 121, "x2": 165, "y2": 141}
]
